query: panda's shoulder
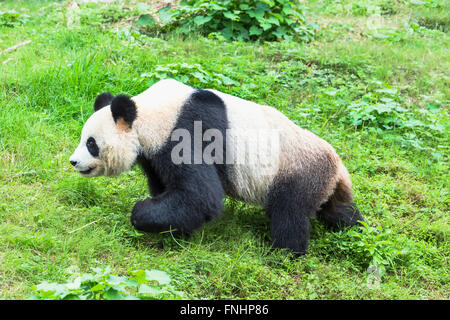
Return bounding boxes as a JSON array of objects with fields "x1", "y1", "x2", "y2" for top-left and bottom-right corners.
[
  {"x1": 132, "y1": 79, "x2": 194, "y2": 109},
  {"x1": 140, "y1": 79, "x2": 193, "y2": 97},
  {"x1": 152, "y1": 78, "x2": 189, "y2": 90}
]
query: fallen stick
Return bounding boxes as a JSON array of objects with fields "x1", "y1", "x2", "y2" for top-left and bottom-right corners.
[
  {"x1": 68, "y1": 218, "x2": 104, "y2": 234},
  {"x1": 0, "y1": 40, "x2": 32, "y2": 55},
  {"x1": 2, "y1": 57, "x2": 13, "y2": 64}
]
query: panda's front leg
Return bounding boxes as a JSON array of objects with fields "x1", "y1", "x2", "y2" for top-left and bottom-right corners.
[{"x1": 130, "y1": 174, "x2": 225, "y2": 234}]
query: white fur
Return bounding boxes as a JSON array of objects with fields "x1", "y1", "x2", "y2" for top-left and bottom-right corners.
[
  {"x1": 132, "y1": 79, "x2": 195, "y2": 156},
  {"x1": 70, "y1": 106, "x2": 140, "y2": 176},
  {"x1": 209, "y1": 89, "x2": 345, "y2": 206},
  {"x1": 208, "y1": 90, "x2": 281, "y2": 205}
]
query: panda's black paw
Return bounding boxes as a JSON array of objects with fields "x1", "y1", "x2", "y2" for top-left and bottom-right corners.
[
  {"x1": 131, "y1": 198, "x2": 155, "y2": 230},
  {"x1": 132, "y1": 198, "x2": 154, "y2": 212}
]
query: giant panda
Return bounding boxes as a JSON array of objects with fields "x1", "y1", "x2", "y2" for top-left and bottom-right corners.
[{"x1": 70, "y1": 79, "x2": 363, "y2": 256}]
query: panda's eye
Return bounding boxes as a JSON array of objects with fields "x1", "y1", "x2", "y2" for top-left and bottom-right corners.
[{"x1": 86, "y1": 137, "x2": 99, "y2": 157}]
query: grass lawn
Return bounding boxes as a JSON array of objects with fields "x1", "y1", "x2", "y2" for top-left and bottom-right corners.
[{"x1": 0, "y1": 0, "x2": 448, "y2": 299}]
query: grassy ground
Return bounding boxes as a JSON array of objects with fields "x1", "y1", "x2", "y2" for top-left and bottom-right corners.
[{"x1": 0, "y1": 0, "x2": 448, "y2": 299}]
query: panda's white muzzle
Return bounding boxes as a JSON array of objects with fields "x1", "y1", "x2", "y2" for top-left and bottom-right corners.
[{"x1": 69, "y1": 145, "x2": 101, "y2": 176}]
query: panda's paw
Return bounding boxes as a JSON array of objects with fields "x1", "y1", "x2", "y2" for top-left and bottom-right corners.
[
  {"x1": 131, "y1": 198, "x2": 155, "y2": 229},
  {"x1": 133, "y1": 198, "x2": 153, "y2": 212}
]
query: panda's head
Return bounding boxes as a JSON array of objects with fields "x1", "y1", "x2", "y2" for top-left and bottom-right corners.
[{"x1": 69, "y1": 92, "x2": 140, "y2": 177}]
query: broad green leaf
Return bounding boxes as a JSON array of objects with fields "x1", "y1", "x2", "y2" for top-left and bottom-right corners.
[
  {"x1": 249, "y1": 25, "x2": 263, "y2": 36},
  {"x1": 223, "y1": 11, "x2": 239, "y2": 21},
  {"x1": 201, "y1": 3, "x2": 226, "y2": 11},
  {"x1": 271, "y1": 12, "x2": 284, "y2": 22},
  {"x1": 105, "y1": 288, "x2": 124, "y2": 300},
  {"x1": 36, "y1": 282, "x2": 67, "y2": 295},
  {"x1": 138, "y1": 284, "x2": 163, "y2": 298},
  {"x1": 194, "y1": 15, "x2": 212, "y2": 26},
  {"x1": 282, "y1": 5, "x2": 295, "y2": 15},
  {"x1": 247, "y1": 8, "x2": 265, "y2": 19},
  {"x1": 129, "y1": 269, "x2": 147, "y2": 284},
  {"x1": 106, "y1": 275, "x2": 130, "y2": 286},
  {"x1": 273, "y1": 26, "x2": 287, "y2": 38},
  {"x1": 221, "y1": 26, "x2": 233, "y2": 40},
  {"x1": 259, "y1": 22, "x2": 272, "y2": 31},
  {"x1": 66, "y1": 277, "x2": 81, "y2": 290},
  {"x1": 218, "y1": 75, "x2": 238, "y2": 86},
  {"x1": 89, "y1": 283, "x2": 106, "y2": 292},
  {"x1": 191, "y1": 71, "x2": 208, "y2": 83},
  {"x1": 135, "y1": 14, "x2": 156, "y2": 27},
  {"x1": 255, "y1": 2, "x2": 270, "y2": 12},
  {"x1": 145, "y1": 270, "x2": 171, "y2": 285},
  {"x1": 267, "y1": 16, "x2": 280, "y2": 26},
  {"x1": 157, "y1": 7, "x2": 176, "y2": 25}
]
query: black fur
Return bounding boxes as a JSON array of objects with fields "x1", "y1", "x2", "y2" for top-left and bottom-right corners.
[
  {"x1": 86, "y1": 137, "x2": 99, "y2": 157},
  {"x1": 131, "y1": 90, "x2": 229, "y2": 234},
  {"x1": 265, "y1": 176, "x2": 313, "y2": 256},
  {"x1": 94, "y1": 92, "x2": 114, "y2": 111},
  {"x1": 264, "y1": 153, "x2": 339, "y2": 256},
  {"x1": 110, "y1": 95, "x2": 137, "y2": 127},
  {"x1": 265, "y1": 167, "x2": 363, "y2": 256},
  {"x1": 136, "y1": 155, "x2": 166, "y2": 197}
]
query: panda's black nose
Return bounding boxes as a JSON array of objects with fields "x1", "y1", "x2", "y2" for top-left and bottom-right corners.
[{"x1": 70, "y1": 160, "x2": 78, "y2": 167}]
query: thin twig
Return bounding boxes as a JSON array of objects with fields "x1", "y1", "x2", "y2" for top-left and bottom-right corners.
[
  {"x1": 0, "y1": 40, "x2": 32, "y2": 55},
  {"x1": 2, "y1": 57, "x2": 13, "y2": 64},
  {"x1": 68, "y1": 218, "x2": 104, "y2": 234}
]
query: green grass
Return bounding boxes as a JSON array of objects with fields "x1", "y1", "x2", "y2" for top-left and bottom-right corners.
[{"x1": 0, "y1": 0, "x2": 448, "y2": 299}]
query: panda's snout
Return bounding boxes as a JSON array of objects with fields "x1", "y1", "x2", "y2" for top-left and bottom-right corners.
[{"x1": 70, "y1": 160, "x2": 78, "y2": 167}]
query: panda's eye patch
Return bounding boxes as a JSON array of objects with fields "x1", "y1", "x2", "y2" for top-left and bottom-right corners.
[{"x1": 86, "y1": 137, "x2": 99, "y2": 157}]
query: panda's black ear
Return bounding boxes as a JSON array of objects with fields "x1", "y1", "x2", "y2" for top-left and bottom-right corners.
[
  {"x1": 94, "y1": 92, "x2": 114, "y2": 111},
  {"x1": 110, "y1": 94, "x2": 137, "y2": 129}
]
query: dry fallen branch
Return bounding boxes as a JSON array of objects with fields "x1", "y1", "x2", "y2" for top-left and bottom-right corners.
[
  {"x1": 0, "y1": 40, "x2": 32, "y2": 55},
  {"x1": 68, "y1": 218, "x2": 104, "y2": 234}
]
